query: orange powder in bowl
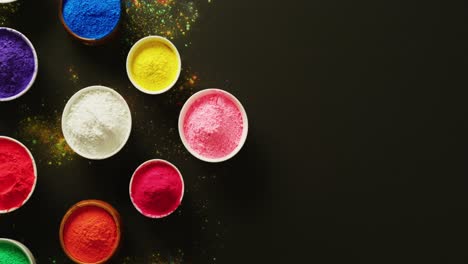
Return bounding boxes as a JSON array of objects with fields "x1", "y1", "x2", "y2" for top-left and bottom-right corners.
[{"x1": 61, "y1": 201, "x2": 120, "y2": 263}]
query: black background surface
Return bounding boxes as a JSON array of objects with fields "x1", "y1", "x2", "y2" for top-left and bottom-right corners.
[{"x1": 1, "y1": 0, "x2": 468, "y2": 263}]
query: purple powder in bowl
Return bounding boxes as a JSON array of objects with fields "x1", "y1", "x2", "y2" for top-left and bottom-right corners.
[{"x1": 0, "y1": 27, "x2": 37, "y2": 101}]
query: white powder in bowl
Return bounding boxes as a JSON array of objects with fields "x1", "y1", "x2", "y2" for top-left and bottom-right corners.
[{"x1": 62, "y1": 86, "x2": 132, "y2": 159}]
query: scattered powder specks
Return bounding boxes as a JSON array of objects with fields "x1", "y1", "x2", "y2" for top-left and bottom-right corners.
[
  {"x1": 122, "y1": 0, "x2": 199, "y2": 46},
  {"x1": 18, "y1": 115, "x2": 75, "y2": 166},
  {"x1": 0, "y1": 2, "x2": 20, "y2": 27},
  {"x1": 128, "y1": 67, "x2": 203, "y2": 161},
  {"x1": 163, "y1": 67, "x2": 200, "y2": 107},
  {"x1": 121, "y1": 249, "x2": 184, "y2": 264},
  {"x1": 154, "y1": 127, "x2": 189, "y2": 161},
  {"x1": 66, "y1": 65, "x2": 80, "y2": 85}
]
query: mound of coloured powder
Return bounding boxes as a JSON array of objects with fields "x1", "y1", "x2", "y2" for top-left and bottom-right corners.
[
  {"x1": 129, "y1": 38, "x2": 180, "y2": 92},
  {"x1": 130, "y1": 160, "x2": 183, "y2": 218},
  {"x1": 63, "y1": 205, "x2": 118, "y2": 263},
  {"x1": 62, "y1": 87, "x2": 131, "y2": 159},
  {"x1": 0, "y1": 137, "x2": 36, "y2": 212},
  {"x1": 0, "y1": 242, "x2": 29, "y2": 264},
  {"x1": 0, "y1": 28, "x2": 36, "y2": 100},
  {"x1": 62, "y1": 0, "x2": 121, "y2": 40},
  {"x1": 183, "y1": 91, "x2": 244, "y2": 159}
]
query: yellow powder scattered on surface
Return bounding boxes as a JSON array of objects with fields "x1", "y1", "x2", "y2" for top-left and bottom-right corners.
[{"x1": 130, "y1": 41, "x2": 179, "y2": 92}]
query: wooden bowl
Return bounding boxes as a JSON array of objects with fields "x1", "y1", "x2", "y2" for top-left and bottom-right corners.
[
  {"x1": 59, "y1": 200, "x2": 122, "y2": 264},
  {"x1": 58, "y1": 0, "x2": 121, "y2": 45}
]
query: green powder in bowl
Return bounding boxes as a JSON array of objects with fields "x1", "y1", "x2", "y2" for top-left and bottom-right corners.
[{"x1": 0, "y1": 240, "x2": 32, "y2": 264}]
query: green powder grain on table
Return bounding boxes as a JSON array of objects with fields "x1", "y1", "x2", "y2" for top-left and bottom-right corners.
[{"x1": 0, "y1": 242, "x2": 29, "y2": 264}]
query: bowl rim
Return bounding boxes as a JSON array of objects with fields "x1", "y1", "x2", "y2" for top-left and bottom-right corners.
[
  {"x1": 129, "y1": 159, "x2": 185, "y2": 218},
  {"x1": 59, "y1": 199, "x2": 122, "y2": 264},
  {"x1": 0, "y1": 136, "x2": 38, "y2": 214},
  {"x1": 0, "y1": 27, "x2": 38, "y2": 102},
  {"x1": 178, "y1": 88, "x2": 249, "y2": 163},
  {"x1": 0, "y1": 238, "x2": 36, "y2": 263},
  {"x1": 126, "y1": 36, "x2": 182, "y2": 95},
  {"x1": 58, "y1": 0, "x2": 121, "y2": 45},
  {"x1": 61, "y1": 85, "x2": 132, "y2": 160}
]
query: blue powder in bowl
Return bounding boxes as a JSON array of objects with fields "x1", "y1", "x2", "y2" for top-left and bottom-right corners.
[{"x1": 62, "y1": 0, "x2": 121, "y2": 40}]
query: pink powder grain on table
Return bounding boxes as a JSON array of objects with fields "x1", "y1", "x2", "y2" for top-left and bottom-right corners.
[{"x1": 183, "y1": 91, "x2": 244, "y2": 159}]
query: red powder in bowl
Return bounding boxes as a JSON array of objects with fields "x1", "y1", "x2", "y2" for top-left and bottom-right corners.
[
  {"x1": 183, "y1": 91, "x2": 244, "y2": 159},
  {"x1": 63, "y1": 205, "x2": 118, "y2": 263},
  {"x1": 130, "y1": 160, "x2": 184, "y2": 218},
  {"x1": 0, "y1": 137, "x2": 36, "y2": 212}
]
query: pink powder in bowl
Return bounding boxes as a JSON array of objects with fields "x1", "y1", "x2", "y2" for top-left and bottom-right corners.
[
  {"x1": 130, "y1": 159, "x2": 184, "y2": 218},
  {"x1": 180, "y1": 89, "x2": 248, "y2": 162}
]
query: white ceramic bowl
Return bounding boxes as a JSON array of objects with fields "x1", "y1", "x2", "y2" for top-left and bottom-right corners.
[
  {"x1": 129, "y1": 159, "x2": 184, "y2": 219},
  {"x1": 61, "y1": 85, "x2": 132, "y2": 160},
  {"x1": 178, "y1": 89, "x2": 249, "y2": 163},
  {"x1": 0, "y1": 27, "x2": 38, "y2": 102},
  {"x1": 0, "y1": 238, "x2": 36, "y2": 263},
  {"x1": 0, "y1": 136, "x2": 37, "y2": 214},
  {"x1": 126, "y1": 36, "x2": 182, "y2": 95}
]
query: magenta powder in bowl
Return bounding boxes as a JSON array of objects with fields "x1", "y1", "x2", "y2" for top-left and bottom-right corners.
[
  {"x1": 179, "y1": 89, "x2": 248, "y2": 162},
  {"x1": 130, "y1": 159, "x2": 184, "y2": 218}
]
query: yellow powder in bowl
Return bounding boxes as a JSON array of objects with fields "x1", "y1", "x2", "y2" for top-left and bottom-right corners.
[{"x1": 129, "y1": 39, "x2": 180, "y2": 92}]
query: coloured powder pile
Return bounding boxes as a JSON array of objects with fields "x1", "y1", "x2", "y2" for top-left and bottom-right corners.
[
  {"x1": 130, "y1": 39, "x2": 180, "y2": 92},
  {"x1": 0, "y1": 242, "x2": 29, "y2": 264},
  {"x1": 62, "y1": 87, "x2": 131, "y2": 159},
  {"x1": 0, "y1": 28, "x2": 36, "y2": 100},
  {"x1": 131, "y1": 161, "x2": 183, "y2": 217},
  {"x1": 62, "y1": 0, "x2": 121, "y2": 39},
  {"x1": 0, "y1": 137, "x2": 36, "y2": 212},
  {"x1": 183, "y1": 91, "x2": 244, "y2": 159},
  {"x1": 63, "y1": 206, "x2": 118, "y2": 263}
]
